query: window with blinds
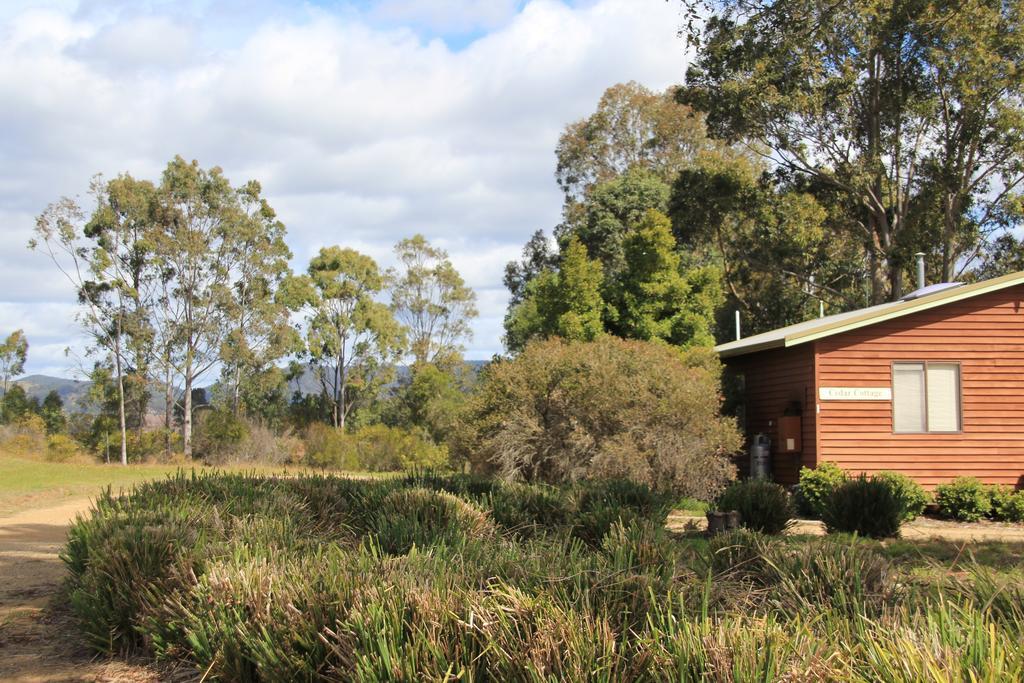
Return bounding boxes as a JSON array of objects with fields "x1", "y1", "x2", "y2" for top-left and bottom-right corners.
[{"x1": 892, "y1": 362, "x2": 960, "y2": 433}]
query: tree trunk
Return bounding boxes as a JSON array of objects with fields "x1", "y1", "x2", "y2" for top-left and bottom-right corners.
[
  {"x1": 113, "y1": 322, "x2": 128, "y2": 466},
  {"x1": 183, "y1": 362, "x2": 193, "y2": 458},
  {"x1": 164, "y1": 362, "x2": 173, "y2": 459}
]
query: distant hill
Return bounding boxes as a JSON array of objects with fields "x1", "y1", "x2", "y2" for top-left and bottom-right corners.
[
  {"x1": 13, "y1": 360, "x2": 491, "y2": 413},
  {"x1": 15, "y1": 374, "x2": 93, "y2": 408}
]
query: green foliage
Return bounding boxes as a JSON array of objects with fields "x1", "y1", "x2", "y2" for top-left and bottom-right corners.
[
  {"x1": 456, "y1": 336, "x2": 740, "y2": 498},
  {"x1": 874, "y1": 471, "x2": 929, "y2": 522},
  {"x1": 504, "y1": 236, "x2": 605, "y2": 352},
  {"x1": 302, "y1": 423, "x2": 447, "y2": 472},
  {"x1": 487, "y1": 482, "x2": 570, "y2": 537},
  {"x1": 39, "y1": 390, "x2": 66, "y2": 435},
  {"x1": 295, "y1": 245, "x2": 406, "y2": 430},
  {"x1": 935, "y1": 477, "x2": 993, "y2": 522},
  {"x1": 192, "y1": 408, "x2": 248, "y2": 460},
  {"x1": 0, "y1": 384, "x2": 38, "y2": 425},
  {"x1": 390, "y1": 234, "x2": 477, "y2": 366},
  {"x1": 61, "y1": 472, "x2": 1024, "y2": 680},
  {"x1": 380, "y1": 361, "x2": 470, "y2": 445},
  {"x1": 605, "y1": 209, "x2": 722, "y2": 347},
  {"x1": 563, "y1": 166, "x2": 671, "y2": 276},
  {"x1": 681, "y1": 0, "x2": 1024, "y2": 301},
  {"x1": 989, "y1": 487, "x2": 1024, "y2": 523},
  {"x1": 45, "y1": 434, "x2": 84, "y2": 463},
  {"x1": 303, "y1": 423, "x2": 358, "y2": 470},
  {"x1": 0, "y1": 329, "x2": 28, "y2": 395},
  {"x1": 822, "y1": 476, "x2": 904, "y2": 539},
  {"x1": 716, "y1": 479, "x2": 794, "y2": 535},
  {"x1": 370, "y1": 488, "x2": 496, "y2": 554},
  {"x1": 349, "y1": 424, "x2": 448, "y2": 472},
  {"x1": 795, "y1": 462, "x2": 848, "y2": 518},
  {"x1": 569, "y1": 478, "x2": 672, "y2": 546}
]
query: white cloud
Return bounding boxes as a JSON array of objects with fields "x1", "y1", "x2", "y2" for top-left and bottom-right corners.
[{"x1": 0, "y1": 0, "x2": 688, "y2": 375}]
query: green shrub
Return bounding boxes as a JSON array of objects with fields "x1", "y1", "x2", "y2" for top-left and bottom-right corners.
[
  {"x1": 62, "y1": 504, "x2": 201, "y2": 652},
  {"x1": 569, "y1": 479, "x2": 672, "y2": 546},
  {"x1": 192, "y1": 408, "x2": 248, "y2": 459},
  {"x1": 794, "y1": 462, "x2": 847, "y2": 518},
  {"x1": 60, "y1": 471, "x2": 1024, "y2": 680},
  {"x1": 488, "y1": 482, "x2": 570, "y2": 536},
  {"x1": 935, "y1": 477, "x2": 993, "y2": 522},
  {"x1": 716, "y1": 479, "x2": 794, "y2": 535},
  {"x1": 303, "y1": 422, "x2": 359, "y2": 470},
  {"x1": 371, "y1": 488, "x2": 497, "y2": 554},
  {"x1": 765, "y1": 538, "x2": 893, "y2": 616},
  {"x1": 874, "y1": 470, "x2": 929, "y2": 522},
  {"x1": 352, "y1": 424, "x2": 448, "y2": 471},
  {"x1": 45, "y1": 433, "x2": 84, "y2": 462},
  {"x1": 453, "y1": 336, "x2": 741, "y2": 499},
  {"x1": 989, "y1": 487, "x2": 1024, "y2": 523},
  {"x1": 821, "y1": 475, "x2": 903, "y2": 539}
]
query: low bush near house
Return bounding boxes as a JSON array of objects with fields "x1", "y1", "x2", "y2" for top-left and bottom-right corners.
[
  {"x1": 62, "y1": 471, "x2": 1024, "y2": 681},
  {"x1": 989, "y1": 487, "x2": 1024, "y2": 523},
  {"x1": 822, "y1": 475, "x2": 903, "y2": 539},
  {"x1": 874, "y1": 470, "x2": 929, "y2": 522},
  {"x1": 794, "y1": 461, "x2": 847, "y2": 518},
  {"x1": 935, "y1": 477, "x2": 993, "y2": 522},
  {"x1": 716, "y1": 479, "x2": 794, "y2": 535}
]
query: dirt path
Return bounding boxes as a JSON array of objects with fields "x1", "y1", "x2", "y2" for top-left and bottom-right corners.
[
  {"x1": 0, "y1": 499, "x2": 169, "y2": 683},
  {"x1": 668, "y1": 511, "x2": 1024, "y2": 542}
]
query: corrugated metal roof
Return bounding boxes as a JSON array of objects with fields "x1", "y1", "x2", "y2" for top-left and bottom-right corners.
[{"x1": 715, "y1": 270, "x2": 1024, "y2": 359}]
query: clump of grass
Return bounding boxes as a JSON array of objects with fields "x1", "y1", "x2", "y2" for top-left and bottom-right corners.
[
  {"x1": 61, "y1": 470, "x2": 1024, "y2": 680},
  {"x1": 371, "y1": 487, "x2": 497, "y2": 554},
  {"x1": 716, "y1": 479, "x2": 794, "y2": 535}
]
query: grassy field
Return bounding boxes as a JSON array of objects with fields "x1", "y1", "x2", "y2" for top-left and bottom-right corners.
[
  {"x1": 0, "y1": 454, "x2": 308, "y2": 517},
  {"x1": 62, "y1": 471, "x2": 1024, "y2": 681}
]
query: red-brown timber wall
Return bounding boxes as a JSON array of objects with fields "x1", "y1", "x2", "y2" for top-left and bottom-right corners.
[
  {"x1": 815, "y1": 284, "x2": 1024, "y2": 489},
  {"x1": 728, "y1": 345, "x2": 816, "y2": 486}
]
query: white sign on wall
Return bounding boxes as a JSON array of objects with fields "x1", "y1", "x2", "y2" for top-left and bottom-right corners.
[{"x1": 819, "y1": 387, "x2": 892, "y2": 401}]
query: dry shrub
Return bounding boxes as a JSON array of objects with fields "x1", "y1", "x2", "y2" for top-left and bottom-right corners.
[
  {"x1": 45, "y1": 433, "x2": 88, "y2": 462},
  {"x1": 209, "y1": 421, "x2": 304, "y2": 465},
  {"x1": 0, "y1": 414, "x2": 47, "y2": 457},
  {"x1": 454, "y1": 336, "x2": 741, "y2": 499}
]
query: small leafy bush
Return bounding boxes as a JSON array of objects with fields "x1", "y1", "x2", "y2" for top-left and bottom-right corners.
[
  {"x1": 989, "y1": 487, "x2": 1024, "y2": 523},
  {"x1": 822, "y1": 475, "x2": 903, "y2": 539},
  {"x1": 45, "y1": 433, "x2": 85, "y2": 462},
  {"x1": 794, "y1": 462, "x2": 847, "y2": 518},
  {"x1": 371, "y1": 488, "x2": 496, "y2": 554},
  {"x1": 303, "y1": 423, "x2": 359, "y2": 470},
  {"x1": 716, "y1": 479, "x2": 794, "y2": 535},
  {"x1": 351, "y1": 424, "x2": 448, "y2": 471},
  {"x1": 935, "y1": 477, "x2": 992, "y2": 522},
  {"x1": 192, "y1": 408, "x2": 248, "y2": 459},
  {"x1": 874, "y1": 470, "x2": 929, "y2": 522}
]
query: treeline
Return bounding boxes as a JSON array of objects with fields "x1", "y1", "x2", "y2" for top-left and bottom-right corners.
[
  {"x1": 506, "y1": 0, "x2": 1024, "y2": 346},
  {"x1": 29, "y1": 158, "x2": 478, "y2": 465}
]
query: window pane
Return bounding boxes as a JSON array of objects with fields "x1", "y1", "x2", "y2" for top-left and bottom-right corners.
[
  {"x1": 893, "y1": 363, "x2": 925, "y2": 432},
  {"x1": 927, "y1": 363, "x2": 960, "y2": 431}
]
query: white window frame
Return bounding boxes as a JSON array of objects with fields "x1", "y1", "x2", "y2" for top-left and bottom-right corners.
[{"x1": 891, "y1": 361, "x2": 962, "y2": 434}]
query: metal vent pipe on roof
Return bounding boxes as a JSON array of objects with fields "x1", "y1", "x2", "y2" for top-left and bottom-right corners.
[{"x1": 915, "y1": 252, "x2": 926, "y2": 290}]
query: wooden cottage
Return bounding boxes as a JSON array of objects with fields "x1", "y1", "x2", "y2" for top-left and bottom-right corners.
[{"x1": 715, "y1": 271, "x2": 1024, "y2": 490}]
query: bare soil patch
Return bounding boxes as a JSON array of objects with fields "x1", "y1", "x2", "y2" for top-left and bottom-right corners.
[
  {"x1": 668, "y1": 510, "x2": 1024, "y2": 541},
  {"x1": 0, "y1": 500, "x2": 184, "y2": 683}
]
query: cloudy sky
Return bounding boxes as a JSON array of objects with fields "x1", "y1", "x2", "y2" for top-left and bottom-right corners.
[{"x1": 0, "y1": 0, "x2": 688, "y2": 377}]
